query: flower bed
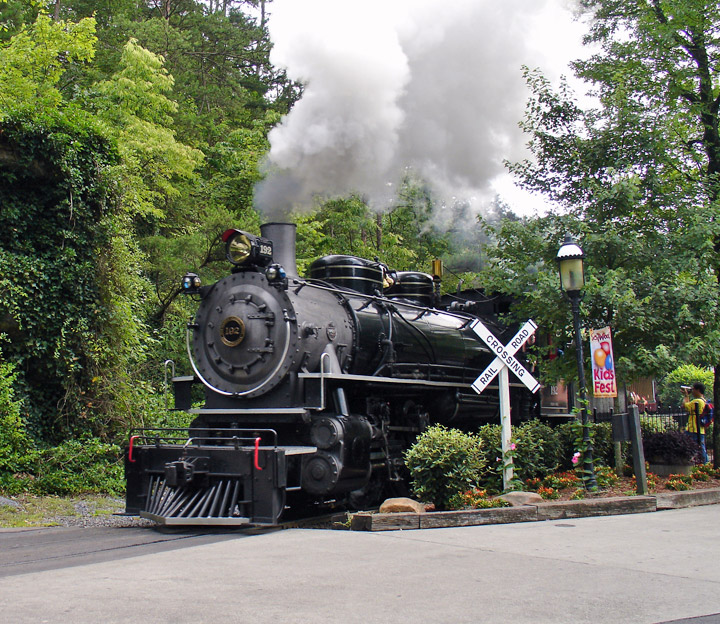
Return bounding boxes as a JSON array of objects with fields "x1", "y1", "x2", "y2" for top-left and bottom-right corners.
[{"x1": 520, "y1": 463, "x2": 720, "y2": 502}]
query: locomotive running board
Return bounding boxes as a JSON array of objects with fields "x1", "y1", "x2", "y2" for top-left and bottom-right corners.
[{"x1": 140, "y1": 512, "x2": 251, "y2": 526}]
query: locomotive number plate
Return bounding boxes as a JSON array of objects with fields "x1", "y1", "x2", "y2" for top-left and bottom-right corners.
[{"x1": 220, "y1": 316, "x2": 246, "y2": 347}]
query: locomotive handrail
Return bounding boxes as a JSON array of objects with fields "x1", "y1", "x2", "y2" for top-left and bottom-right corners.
[
  {"x1": 185, "y1": 314, "x2": 293, "y2": 397},
  {"x1": 128, "y1": 427, "x2": 279, "y2": 448},
  {"x1": 298, "y1": 370, "x2": 471, "y2": 388},
  {"x1": 163, "y1": 360, "x2": 175, "y2": 411}
]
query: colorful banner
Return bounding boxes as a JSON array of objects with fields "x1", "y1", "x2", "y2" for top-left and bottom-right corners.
[{"x1": 589, "y1": 326, "x2": 617, "y2": 398}]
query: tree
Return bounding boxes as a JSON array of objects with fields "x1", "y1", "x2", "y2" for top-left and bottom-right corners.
[
  {"x1": 0, "y1": 13, "x2": 96, "y2": 116},
  {"x1": 503, "y1": 0, "x2": 720, "y2": 465}
]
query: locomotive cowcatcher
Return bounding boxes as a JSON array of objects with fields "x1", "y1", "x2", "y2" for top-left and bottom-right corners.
[{"x1": 124, "y1": 222, "x2": 535, "y2": 525}]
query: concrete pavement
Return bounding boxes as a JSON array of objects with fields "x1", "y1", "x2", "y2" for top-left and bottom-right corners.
[{"x1": 1, "y1": 506, "x2": 720, "y2": 623}]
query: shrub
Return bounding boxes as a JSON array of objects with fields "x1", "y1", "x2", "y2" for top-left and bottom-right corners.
[
  {"x1": 447, "y1": 488, "x2": 509, "y2": 510},
  {"x1": 554, "y1": 420, "x2": 629, "y2": 470},
  {"x1": 536, "y1": 485, "x2": 559, "y2": 499},
  {"x1": 477, "y1": 420, "x2": 589, "y2": 490},
  {"x1": 0, "y1": 357, "x2": 38, "y2": 493},
  {"x1": 511, "y1": 420, "x2": 562, "y2": 480},
  {"x1": 554, "y1": 421, "x2": 580, "y2": 470},
  {"x1": 643, "y1": 431, "x2": 699, "y2": 465},
  {"x1": 31, "y1": 438, "x2": 124, "y2": 496},
  {"x1": 592, "y1": 422, "x2": 621, "y2": 467},
  {"x1": 640, "y1": 416, "x2": 673, "y2": 437},
  {"x1": 404, "y1": 425, "x2": 486, "y2": 509},
  {"x1": 666, "y1": 474, "x2": 693, "y2": 491},
  {"x1": 475, "y1": 423, "x2": 503, "y2": 491},
  {"x1": 657, "y1": 365, "x2": 714, "y2": 408},
  {"x1": 594, "y1": 465, "x2": 619, "y2": 488}
]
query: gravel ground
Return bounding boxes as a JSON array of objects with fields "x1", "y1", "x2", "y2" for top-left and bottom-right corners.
[
  {"x1": 0, "y1": 496, "x2": 156, "y2": 528},
  {"x1": 54, "y1": 500, "x2": 156, "y2": 528}
]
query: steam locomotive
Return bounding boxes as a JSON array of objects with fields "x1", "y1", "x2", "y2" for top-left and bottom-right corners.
[{"x1": 124, "y1": 222, "x2": 536, "y2": 525}]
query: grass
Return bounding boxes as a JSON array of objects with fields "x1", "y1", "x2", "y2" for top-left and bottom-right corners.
[{"x1": 0, "y1": 495, "x2": 124, "y2": 528}]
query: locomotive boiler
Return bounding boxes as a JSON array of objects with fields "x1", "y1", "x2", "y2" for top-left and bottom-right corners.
[{"x1": 125, "y1": 222, "x2": 533, "y2": 525}]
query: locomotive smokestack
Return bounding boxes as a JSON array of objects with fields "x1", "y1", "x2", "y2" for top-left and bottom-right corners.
[{"x1": 260, "y1": 222, "x2": 298, "y2": 277}]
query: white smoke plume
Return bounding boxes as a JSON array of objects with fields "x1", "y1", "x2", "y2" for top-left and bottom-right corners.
[{"x1": 255, "y1": 0, "x2": 584, "y2": 219}]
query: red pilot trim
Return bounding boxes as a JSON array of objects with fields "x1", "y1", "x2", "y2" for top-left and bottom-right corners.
[
  {"x1": 128, "y1": 435, "x2": 140, "y2": 463},
  {"x1": 254, "y1": 437, "x2": 263, "y2": 471}
]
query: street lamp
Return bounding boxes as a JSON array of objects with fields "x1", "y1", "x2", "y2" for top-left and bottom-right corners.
[{"x1": 556, "y1": 233, "x2": 597, "y2": 489}]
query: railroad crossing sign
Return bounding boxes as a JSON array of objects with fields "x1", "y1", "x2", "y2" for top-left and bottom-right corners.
[
  {"x1": 470, "y1": 319, "x2": 540, "y2": 394},
  {"x1": 470, "y1": 318, "x2": 539, "y2": 491}
]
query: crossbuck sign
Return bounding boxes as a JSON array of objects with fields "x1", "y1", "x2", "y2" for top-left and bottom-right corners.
[
  {"x1": 470, "y1": 319, "x2": 540, "y2": 394},
  {"x1": 470, "y1": 318, "x2": 540, "y2": 490}
]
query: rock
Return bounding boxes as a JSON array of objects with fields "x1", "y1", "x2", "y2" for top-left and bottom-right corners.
[
  {"x1": 0, "y1": 496, "x2": 21, "y2": 509},
  {"x1": 497, "y1": 491, "x2": 544, "y2": 506},
  {"x1": 379, "y1": 497, "x2": 426, "y2": 514}
]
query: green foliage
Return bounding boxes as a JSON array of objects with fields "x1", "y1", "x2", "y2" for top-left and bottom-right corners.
[
  {"x1": 0, "y1": 356, "x2": 35, "y2": 481},
  {"x1": 594, "y1": 464, "x2": 619, "y2": 489},
  {"x1": 643, "y1": 431, "x2": 699, "y2": 465},
  {"x1": 639, "y1": 416, "x2": 675, "y2": 437},
  {"x1": 475, "y1": 423, "x2": 502, "y2": 491},
  {"x1": 447, "y1": 488, "x2": 509, "y2": 510},
  {"x1": 591, "y1": 422, "x2": 618, "y2": 467},
  {"x1": 657, "y1": 365, "x2": 714, "y2": 407},
  {"x1": 666, "y1": 474, "x2": 692, "y2": 491},
  {"x1": 92, "y1": 38, "x2": 204, "y2": 223},
  {"x1": 0, "y1": 112, "x2": 122, "y2": 439},
  {"x1": 30, "y1": 438, "x2": 124, "y2": 496},
  {"x1": 0, "y1": 14, "x2": 97, "y2": 117},
  {"x1": 404, "y1": 425, "x2": 486, "y2": 510},
  {"x1": 490, "y1": 0, "x2": 720, "y2": 388},
  {"x1": 294, "y1": 180, "x2": 451, "y2": 277},
  {"x1": 511, "y1": 420, "x2": 562, "y2": 480},
  {"x1": 0, "y1": 348, "x2": 122, "y2": 496},
  {"x1": 551, "y1": 420, "x2": 627, "y2": 471},
  {"x1": 476, "y1": 420, "x2": 569, "y2": 492}
]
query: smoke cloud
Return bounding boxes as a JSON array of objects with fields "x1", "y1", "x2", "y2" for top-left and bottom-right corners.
[{"x1": 255, "y1": 0, "x2": 583, "y2": 219}]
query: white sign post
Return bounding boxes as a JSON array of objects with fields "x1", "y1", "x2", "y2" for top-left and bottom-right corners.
[{"x1": 470, "y1": 319, "x2": 540, "y2": 490}]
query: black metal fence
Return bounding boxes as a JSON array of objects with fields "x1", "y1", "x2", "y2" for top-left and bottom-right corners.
[{"x1": 592, "y1": 408, "x2": 689, "y2": 432}]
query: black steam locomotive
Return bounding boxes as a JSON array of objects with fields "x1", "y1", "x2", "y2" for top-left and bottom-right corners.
[{"x1": 125, "y1": 222, "x2": 535, "y2": 525}]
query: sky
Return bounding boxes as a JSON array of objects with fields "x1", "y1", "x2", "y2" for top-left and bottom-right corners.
[{"x1": 255, "y1": 0, "x2": 593, "y2": 220}]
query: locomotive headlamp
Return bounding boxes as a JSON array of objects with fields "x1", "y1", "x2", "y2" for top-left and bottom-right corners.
[
  {"x1": 181, "y1": 272, "x2": 202, "y2": 294},
  {"x1": 228, "y1": 233, "x2": 252, "y2": 264},
  {"x1": 222, "y1": 229, "x2": 274, "y2": 267}
]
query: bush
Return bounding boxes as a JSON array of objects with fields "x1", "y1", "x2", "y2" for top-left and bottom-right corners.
[
  {"x1": 643, "y1": 431, "x2": 699, "y2": 465},
  {"x1": 640, "y1": 416, "x2": 674, "y2": 437},
  {"x1": 0, "y1": 358, "x2": 38, "y2": 492},
  {"x1": 404, "y1": 425, "x2": 486, "y2": 510},
  {"x1": 657, "y1": 365, "x2": 714, "y2": 408},
  {"x1": 554, "y1": 421, "x2": 579, "y2": 470},
  {"x1": 447, "y1": 488, "x2": 509, "y2": 510},
  {"x1": 31, "y1": 438, "x2": 124, "y2": 496},
  {"x1": 553, "y1": 420, "x2": 628, "y2": 470},
  {"x1": 512, "y1": 420, "x2": 562, "y2": 480},
  {"x1": 593, "y1": 422, "x2": 622, "y2": 467},
  {"x1": 475, "y1": 421, "x2": 566, "y2": 491},
  {"x1": 0, "y1": 358, "x2": 124, "y2": 496}
]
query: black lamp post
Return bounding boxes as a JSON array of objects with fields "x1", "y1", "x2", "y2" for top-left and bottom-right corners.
[{"x1": 556, "y1": 233, "x2": 597, "y2": 490}]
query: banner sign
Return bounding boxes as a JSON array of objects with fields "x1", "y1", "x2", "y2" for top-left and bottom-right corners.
[{"x1": 590, "y1": 326, "x2": 617, "y2": 398}]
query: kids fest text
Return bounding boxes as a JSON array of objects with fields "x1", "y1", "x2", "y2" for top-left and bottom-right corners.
[{"x1": 590, "y1": 326, "x2": 617, "y2": 398}]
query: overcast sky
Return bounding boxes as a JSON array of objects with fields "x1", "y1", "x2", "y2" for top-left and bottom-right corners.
[{"x1": 257, "y1": 0, "x2": 593, "y2": 220}]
